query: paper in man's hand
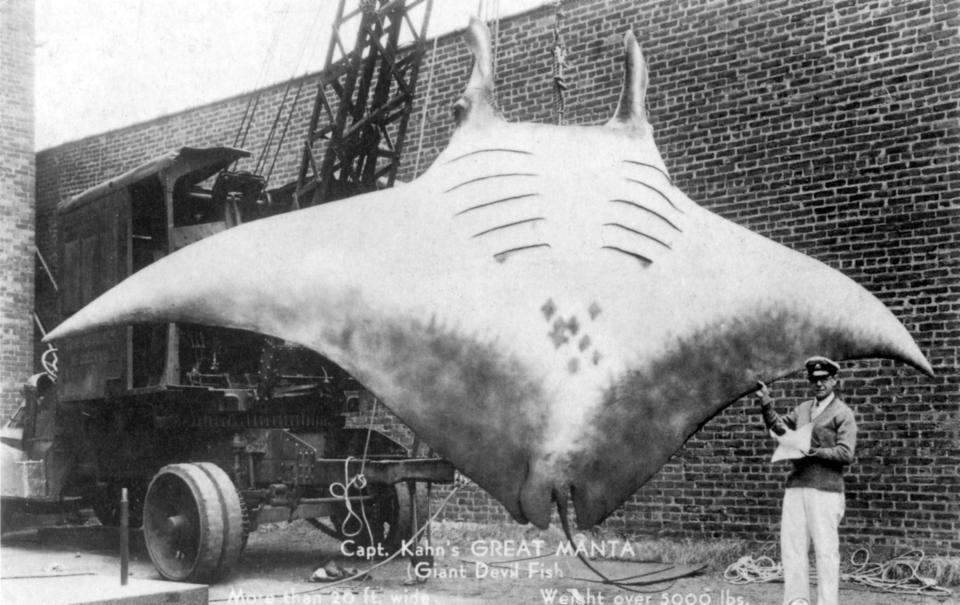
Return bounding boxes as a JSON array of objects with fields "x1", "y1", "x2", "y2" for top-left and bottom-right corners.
[{"x1": 771, "y1": 423, "x2": 813, "y2": 462}]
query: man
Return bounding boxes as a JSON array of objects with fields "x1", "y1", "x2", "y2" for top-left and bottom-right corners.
[{"x1": 757, "y1": 356, "x2": 857, "y2": 605}]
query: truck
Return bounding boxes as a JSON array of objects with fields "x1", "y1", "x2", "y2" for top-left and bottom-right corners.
[{"x1": 1, "y1": 146, "x2": 455, "y2": 583}]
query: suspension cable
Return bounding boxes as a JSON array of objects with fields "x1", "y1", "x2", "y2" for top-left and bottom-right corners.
[
  {"x1": 248, "y1": 0, "x2": 329, "y2": 181},
  {"x1": 234, "y1": 0, "x2": 327, "y2": 177},
  {"x1": 232, "y1": 3, "x2": 291, "y2": 150},
  {"x1": 360, "y1": 397, "x2": 379, "y2": 474},
  {"x1": 356, "y1": 396, "x2": 381, "y2": 546},
  {"x1": 34, "y1": 247, "x2": 59, "y2": 379},
  {"x1": 35, "y1": 247, "x2": 58, "y2": 292},
  {"x1": 264, "y1": 79, "x2": 307, "y2": 184},
  {"x1": 412, "y1": 36, "x2": 439, "y2": 178},
  {"x1": 254, "y1": 85, "x2": 296, "y2": 176}
]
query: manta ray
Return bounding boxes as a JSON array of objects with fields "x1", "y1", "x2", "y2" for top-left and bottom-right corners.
[{"x1": 46, "y1": 19, "x2": 931, "y2": 530}]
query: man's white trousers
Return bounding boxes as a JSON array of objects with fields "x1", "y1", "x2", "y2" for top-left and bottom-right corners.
[{"x1": 781, "y1": 487, "x2": 844, "y2": 605}]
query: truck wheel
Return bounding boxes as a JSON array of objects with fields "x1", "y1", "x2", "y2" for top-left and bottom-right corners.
[
  {"x1": 93, "y1": 482, "x2": 145, "y2": 528},
  {"x1": 384, "y1": 481, "x2": 429, "y2": 551},
  {"x1": 334, "y1": 481, "x2": 427, "y2": 554},
  {"x1": 142, "y1": 462, "x2": 243, "y2": 583}
]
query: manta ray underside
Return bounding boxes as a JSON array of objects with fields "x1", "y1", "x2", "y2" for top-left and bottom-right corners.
[{"x1": 46, "y1": 19, "x2": 932, "y2": 529}]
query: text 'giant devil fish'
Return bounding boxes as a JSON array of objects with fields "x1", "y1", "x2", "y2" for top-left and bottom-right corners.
[{"x1": 46, "y1": 19, "x2": 932, "y2": 529}]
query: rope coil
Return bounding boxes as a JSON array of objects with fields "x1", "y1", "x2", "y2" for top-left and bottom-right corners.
[
  {"x1": 41, "y1": 346, "x2": 58, "y2": 380},
  {"x1": 724, "y1": 547, "x2": 953, "y2": 597},
  {"x1": 329, "y1": 397, "x2": 381, "y2": 544},
  {"x1": 328, "y1": 456, "x2": 368, "y2": 538}
]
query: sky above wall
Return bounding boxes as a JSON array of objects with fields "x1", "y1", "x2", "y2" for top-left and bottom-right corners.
[{"x1": 35, "y1": 0, "x2": 547, "y2": 150}]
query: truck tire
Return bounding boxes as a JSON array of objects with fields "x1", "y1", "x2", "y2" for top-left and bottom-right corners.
[
  {"x1": 93, "y1": 482, "x2": 145, "y2": 528},
  {"x1": 332, "y1": 481, "x2": 427, "y2": 554},
  {"x1": 386, "y1": 480, "x2": 429, "y2": 551},
  {"x1": 142, "y1": 462, "x2": 243, "y2": 583}
]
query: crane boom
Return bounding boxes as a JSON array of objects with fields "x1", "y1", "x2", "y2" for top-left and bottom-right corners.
[{"x1": 295, "y1": 0, "x2": 434, "y2": 207}]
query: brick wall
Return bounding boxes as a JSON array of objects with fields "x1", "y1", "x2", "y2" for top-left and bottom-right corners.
[
  {"x1": 1, "y1": 0, "x2": 35, "y2": 418},
  {"x1": 35, "y1": 0, "x2": 958, "y2": 554}
]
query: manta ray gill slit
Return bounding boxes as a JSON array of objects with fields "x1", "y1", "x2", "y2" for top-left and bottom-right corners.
[
  {"x1": 443, "y1": 172, "x2": 538, "y2": 193},
  {"x1": 622, "y1": 159, "x2": 674, "y2": 185},
  {"x1": 599, "y1": 246, "x2": 654, "y2": 266},
  {"x1": 493, "y1": 243, "x2": 551, "y2": 263},
  {"x1": 443, "y1": 147, "x2": 534, "y2": 164},
  {"x1": 472, "y1": 217, "x2": 546, "y2": 238},
  {"x1": 602, "y1": 222, "x2": 672, "y2": 249},
  {"x1": 454, "y1": 193, "x2": 541, "y2": 216},
  {"x1": 623, "y1": 177, "x2": 684, "y2": 213},
  {"x1": 608, "y1": 199, "x2": 683, "y2": 232}
]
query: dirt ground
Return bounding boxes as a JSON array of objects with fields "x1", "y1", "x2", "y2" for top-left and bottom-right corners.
[{"x1": 1, "y1": 518, "x2": 955, "y2": 605}]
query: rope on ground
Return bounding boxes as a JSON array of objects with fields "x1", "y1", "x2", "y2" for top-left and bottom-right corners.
[
  {"x1": 723, "y1": 547, "x2": 953, "y2": 598},
  {"x1": 844, "y1": 548, "x2": 953, "y2": 597},
  {"x1": 723, "y1": 554, "x2": 782, "y2": 585}
]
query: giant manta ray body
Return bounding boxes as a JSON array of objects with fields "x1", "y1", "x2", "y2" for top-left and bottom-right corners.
[{"x1": 47, "y1": 20, "x2": 931, "y2": 530}]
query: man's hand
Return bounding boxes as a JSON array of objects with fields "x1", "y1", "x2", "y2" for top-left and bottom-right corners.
[
  {"x1": 757, "y1": 381, "x2": 784, "y2": 435},
  {"x1": 756, "y1": 381, "x2": 773, "y2": 405}
]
